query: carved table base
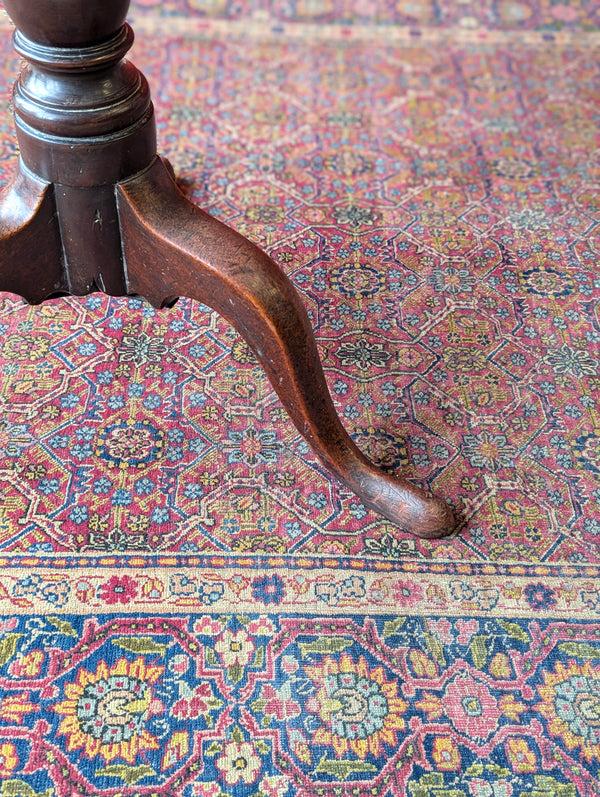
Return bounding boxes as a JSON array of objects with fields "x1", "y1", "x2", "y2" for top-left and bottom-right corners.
[{"x1": 0, "y1": 0, "x2": 456, "y2": 538}]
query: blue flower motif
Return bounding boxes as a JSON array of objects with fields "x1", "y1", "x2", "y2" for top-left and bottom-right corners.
[
  {"x1": 78, "y1": 341, "x2": 97, "y2": 356},
  {"x1": 252, "y1": 574, "x2": 285, "y2": 605},
  {"x1": 112, "y1": 489, "x2": 133, "y2": 506},
  {"x1": 188, "y1": 392, "x2": 207, "y2": 408},
  {"x1": 135, "y1": 477, "x2": 155, "y2": 496},
  {"x1": 143, "y1": 394, "x2": 162, "y2": 409},
  {"x1": 222, "y1": 517, "x2": 240, "y2": 534},
  {"x1": 107, "y1": 395, "x2": 125, "y2": 409},
  {"x1": 180, "y1": 541, "x2": 199, "y2": 552},
  {"x1": 307, "y1": 492, "x2": 328, "y2": 509},
  {"x1": 584, "y1": 518, "x2": 600, "y2": 535},
  {"x1": 128, "y1": 383, "x2": 145, "y2": 398},
  {"x1": 524, "y1": 583, "x2": 556, "y2": 610},
  {"x1": 71, "y1": 443, "x2": 93, "y2": 461},
  {"x1": 344, "y1": 405, "x2": 360, "y2": 420},
  {"x1": 97, "y1": 370, "x2": 113, "y2": 385},
  {"x1": 183, "y1": 483, "x2": 203, "y2": 500},
  {"x1": 284, "y1": 520, "x2": 302, "y2": 539},
  {"x1": 69, "y1": 505, "x2": 89, "y2": 524},
  {"x1": 151, "y1": 507, "x2": 170, "y2": 524},
  {"x1": 93, "y1": 476, "x2": 112, "y2": 495},
  {"x1": 199, "y1": 581, "x2": 225, "y2": 605},
  {"x1": 60, "y1": 393, "x2": 80, "y2": 408},
  {"x1": 349, "y1": 503, "x2": 368, "y2": 519},
  {"x1": 38, "y1": 478, "x2": 60, "y2": 495},
  {"x1": 29, "y1": 542, "x2": 53, "y2": 553}
]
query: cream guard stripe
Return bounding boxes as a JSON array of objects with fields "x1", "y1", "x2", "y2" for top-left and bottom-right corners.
[{"x1": 0, "y1": 567, "x2": 598, "y2": 618}]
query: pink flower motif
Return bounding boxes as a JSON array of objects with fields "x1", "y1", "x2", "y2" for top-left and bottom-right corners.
[
  {"x1": 247, "y1": 617, "x2": 276, "y2": 636},
  {"x1": 281, "y1": 656, "x2": 299, "y2": 674},
  {"x1": 9, "y1": 650, "x2": 45, "y2": 678},
  {"x1": 428, "y1": 618, "x2": 454, "y2": 644},
  {"x1": 192, "y1": 784, "x2": 221, "y2": 797},
  {"x1": 172, "y1": 682, "x2": 215, "y2": 719},
  {"x1": 444, "y1": 674, "x2": 501, "y2": 740},
  {"x1": 194, "y1": 617, "x2": 222, "y2": 636},
  {"x1": 98, "y1": 575, "x2": 138, "y2": 604},
  {"x1": 456, "y1": 619, "x2": 479, "y2": 645},
  {"x1": 171, "y1": 655, "x2": 189, "y2": 675},
  {"x1": 261, "y1": 684, "x2": 301, "y2": 720},
  {"x1": 392, "y1": 579, "x2": 424, "y2": 607},
  {"x1": 260, "y1": 774, "x2": 290, "y2": 797}
]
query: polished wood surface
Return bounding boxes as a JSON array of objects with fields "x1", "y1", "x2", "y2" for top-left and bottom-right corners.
[{"x1": 0, "y1": 0, "x2": 456, "y2": 538}]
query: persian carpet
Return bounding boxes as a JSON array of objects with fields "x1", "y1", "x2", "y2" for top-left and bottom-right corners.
[{"x1": 0, "y1": 0, "x2": 599, "y2": 794}]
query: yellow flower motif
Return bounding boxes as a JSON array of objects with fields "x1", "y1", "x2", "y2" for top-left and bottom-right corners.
[
  {"x1": 505, "y1": 737, "x2": 537, "y2": 773},
  {"x1": 305, "y1": 653, "x2": 408, "y2": 759},
  {"x1": 0, "y1": 692, "x2": 37, "y2": 725},
  {"x1": 9, "y1": 649, "x2": 45, "y2": 678},
  {"x1": 537, "y1": 660, "x2": 600, "y2": 762},
  {"x1": 432, "y1": 736, "x2": 461, "y2": 771},
  {"x1": 53, "y1": 657, "x2": 163, "y2": 764},
  {"x1": 0, "y1": 742, "x2": 18, "y2": 777}
]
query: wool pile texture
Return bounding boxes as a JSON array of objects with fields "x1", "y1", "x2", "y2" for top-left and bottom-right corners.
[{"x1": 0, "y1": 0, "x2": 599, "y2": 794}]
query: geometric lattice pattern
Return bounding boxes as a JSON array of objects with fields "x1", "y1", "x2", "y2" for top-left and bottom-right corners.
[{"x1": 0, "y1": 0, "x2": 599, "y2": 793}]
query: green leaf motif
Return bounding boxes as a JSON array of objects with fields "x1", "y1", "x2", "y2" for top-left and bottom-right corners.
[
  {"x1": 498, "y1": 620, "x2": 530, "y2": 643},
  {"x1": 253, "y1": 646, "x2": 265, "y2": 668},
  {"x1": 558, "y1": 642, "x2": 600, "y2": 658},
  {"x1": 464, "y1": 764, "x2": 484, "y2": 777},
  {"x1": 1, "y1": 780, "x2": 53, "y2": 797},
  {"x1": 298, "y1": 637, "x2": 353, "y2": 659},
  {"x1": 228, "y1": 663, "x2": 243, "y2": 684},
  {"x1": 251, "y1": 699, "x2": 267, "y2": 714},
  {"x1": 470, "y1": 635, "x2": 488, "y2": 669},
  {"x1": 95, "y1": 765, "x2": 155, "y2": 785},
  {"x1": 47, "y1": 617, "x2": 77, "y2": 636},
  {"x1": 0, "y1": 635, "x2": 23, "y2": 667},
  {"x1": 205, "y1": 647, "x2": 218, "y2": 666},
  {"x1": 315, "y1": 755, "x2": 377, "y2": 779},
  {"x1": 231, "y1": 725, "x2": 245, "y2": 744},
  {"x1": 408, "y1": 772, "x2": 467, "y2": 797},
  {"x1": 205, "y1": 741, "x2": 222, "y2": 757},
  {"x1": 424, "y1": 633, "x2": 446, "y2": 667},
  {"x1": 112, "y1": 637, "x2": 167, "y2": 655},
  {"x1": 383, "y1": 618, "x2": 406, "y2": 637},
  {"x1": 522, "y1": 774, "x2": 576, "y2": 796}
]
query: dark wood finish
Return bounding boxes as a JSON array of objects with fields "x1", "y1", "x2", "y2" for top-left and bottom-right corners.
[{"x1": 0, "y1": 0, "x2": 456, "y2": 538}]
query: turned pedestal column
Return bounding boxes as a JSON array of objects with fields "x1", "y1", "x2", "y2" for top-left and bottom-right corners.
[{"x1": 0, "y1": 0, "x2": 456, "y2": 538}]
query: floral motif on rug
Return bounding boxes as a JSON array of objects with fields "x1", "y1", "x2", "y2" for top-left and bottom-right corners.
[
  {"x1": 0, "y1": 612, "x2": 598, "y2": 795},
  {"x1": 128, "y1": 0, "x2": 600, "y2": 32},
  {"x1": 0, "y1": 1, "x2": 599, "y2": 794},
  {"x1": 0, "y1": 29, "x2": 599, "y2": 563}
]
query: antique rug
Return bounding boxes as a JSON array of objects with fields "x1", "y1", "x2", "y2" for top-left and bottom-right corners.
[{"x1": 0, "y1": 0, "x2": 599, "y2": 794}]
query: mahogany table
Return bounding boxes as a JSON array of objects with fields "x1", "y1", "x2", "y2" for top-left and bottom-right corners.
[{"x1": 0, "y1": 0, "x2": 455, "y2": 538}]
